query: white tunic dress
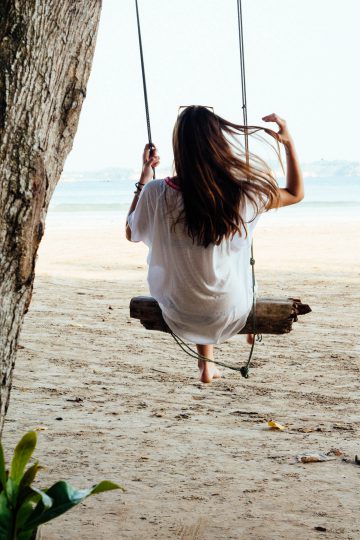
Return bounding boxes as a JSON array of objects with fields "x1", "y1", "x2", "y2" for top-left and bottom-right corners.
[{"x1": 127, "y1": 177, "x2": 260, "y2": 345}]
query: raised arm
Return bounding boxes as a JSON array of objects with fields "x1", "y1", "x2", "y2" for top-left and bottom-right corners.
[
  {"x1": 263, "y1": 113, "x2": 304, "y2": 208},
  {"x1": 125, "y1": 144, "x2": 160, "y2": 241}
]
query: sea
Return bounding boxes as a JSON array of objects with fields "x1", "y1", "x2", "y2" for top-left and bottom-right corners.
[{"x1": 47, "y1": 176, "x2": 360, "y2": 230}]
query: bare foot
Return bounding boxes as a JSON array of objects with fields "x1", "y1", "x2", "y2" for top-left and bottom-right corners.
[
  {"x1": 247, "y1": 333, "x2": 255, "y2": 345},
  {"x1": 196, "y1": 344, "x2": 222, "y2": 383},
  {"x1": 198, "y1": 360, "x2": 222, "y2": 383}
]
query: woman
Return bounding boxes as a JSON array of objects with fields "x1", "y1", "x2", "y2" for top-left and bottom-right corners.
[{"x1": 126, "y1": 108, "x2": 303, "y2": 383}]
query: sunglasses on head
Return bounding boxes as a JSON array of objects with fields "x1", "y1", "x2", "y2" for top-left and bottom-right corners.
[{"x1": 177, "y1": 105, "x2": 214, "y2": 116}]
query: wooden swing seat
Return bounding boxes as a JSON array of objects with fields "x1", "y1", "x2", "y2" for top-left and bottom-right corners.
[{"x1": 130, "y1": 296, "x2": 311, "y2": 335}]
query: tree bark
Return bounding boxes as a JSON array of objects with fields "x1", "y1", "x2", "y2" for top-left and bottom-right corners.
[
  {"x1": 130, "y1": 296, "x2": 312, "y2": 335},
  {"x1": 0, "y1": 0, "x2": 102, "y2": 432}
]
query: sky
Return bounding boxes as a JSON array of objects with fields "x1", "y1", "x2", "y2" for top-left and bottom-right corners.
[{"x1": 64, "y1": 0, "x2": 360, "y2": 172}]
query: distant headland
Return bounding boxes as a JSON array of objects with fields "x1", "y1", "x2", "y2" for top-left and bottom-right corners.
[{"x1": 62, "y1": 160, "x2": 360, "y2": 182}]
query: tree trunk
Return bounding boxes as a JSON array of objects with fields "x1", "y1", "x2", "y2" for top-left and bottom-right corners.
[
  {"x1": 130, "y1": 296, "x2": 312, "y2": 335},
  {"x1": 0, "y1": 0, "x2": 102, "y2": 432}
]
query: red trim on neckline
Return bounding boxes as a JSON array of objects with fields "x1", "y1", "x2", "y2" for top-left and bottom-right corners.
[{"x1": 165, "y1": 176, "x2": 181, "y2": 191}]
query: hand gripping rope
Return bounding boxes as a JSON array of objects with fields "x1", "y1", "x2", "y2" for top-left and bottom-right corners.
[{"x1": 135, "y1": 0, "x2": 155, "y2": 178}]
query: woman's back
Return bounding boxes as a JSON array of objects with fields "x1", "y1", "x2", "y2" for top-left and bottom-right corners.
[{"x1": 128, "y1": 177, "x2": 260, "y2": 344}]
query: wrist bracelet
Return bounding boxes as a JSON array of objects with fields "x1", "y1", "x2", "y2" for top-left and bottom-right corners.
[{"x1": 134, "y1": 181, "x2": 145, "y2": 194}]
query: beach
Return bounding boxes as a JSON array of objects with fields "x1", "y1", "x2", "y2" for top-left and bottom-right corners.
[{"x1": 3, "y1": 179, "x2": 360, "y2": 539}]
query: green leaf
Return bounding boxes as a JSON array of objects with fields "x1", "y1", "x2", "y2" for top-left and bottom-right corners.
[
  {"x1": 18, "y1": 463, "x2": 44, "y2": 509},
  {"x1": 29, "y1": 487, "x2": 52, "y2": 510},
  {"x1": 17, "y1": 528, "x2": 38, "y2": 540},
  {"x1": 15, "y1": 500, "x2": 36, "y2": 531},
  {"x1": 0, "y1": 491, "x2": 13, "y2": 540},
  {"x1": 10, "y1": 432, "x2": 37, "y2": 485},
  {"x1": 91, "y1": 480, "x2": 124, "y2": 494},
  {"x1": 19, "y1": 462, "x2": 41, "y2": 494},
  {"x1": 16, "y1": 486, "x2": 35, "y2": 509},
  {"x1": 6, "y1": 477, "x2": 18, "y2": 508},
  {"x1": 23, "y1": 480, "x2": 121, "y2": 529},
  {"x1": 16, "y1": 486, "x2": 52, "y2": 531},
  {"x1": 0, "y1": 443, "x2": 7, "y2": 494}
]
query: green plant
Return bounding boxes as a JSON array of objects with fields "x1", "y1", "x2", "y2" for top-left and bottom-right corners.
[{"x1": 0, "y1": 431, "x2": 122, "y2": 539}]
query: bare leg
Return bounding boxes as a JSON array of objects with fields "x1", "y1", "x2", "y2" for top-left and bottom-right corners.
[{"x1": 196, "y1": 344, "x2": 222, "y2": 383}]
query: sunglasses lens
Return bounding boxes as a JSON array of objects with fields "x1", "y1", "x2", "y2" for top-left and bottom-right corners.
[{"x1": 178, "y1": 105, "x2": 214, "y2": 115}]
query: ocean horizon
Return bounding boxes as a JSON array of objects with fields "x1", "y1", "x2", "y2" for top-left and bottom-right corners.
[{"x1": 47, "y1": 176, "x2": 360, "y2": 230}]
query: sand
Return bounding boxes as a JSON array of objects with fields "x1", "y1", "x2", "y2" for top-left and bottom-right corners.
[{"x1": 3, "y1": 213, "x2": 360, "y2": 539}]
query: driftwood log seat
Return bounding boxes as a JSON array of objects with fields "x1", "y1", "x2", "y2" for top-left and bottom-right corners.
[{"x1": 130, "y1": 296, "x2": 311, "y2": 335}]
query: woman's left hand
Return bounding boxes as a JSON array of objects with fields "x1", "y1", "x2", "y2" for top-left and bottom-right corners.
[{"x1": 141, "y1": 144, "x2": 160, "y2": 183}]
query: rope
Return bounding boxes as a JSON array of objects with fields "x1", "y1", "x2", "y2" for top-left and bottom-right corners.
[
  {"x1": 134, "y1": 0, "x2": 155, "y2": 178},
  {"x1": 236, "y1": 0, "x2": 259, "y2": 378},
  {"x1": 237, "y1": 0, "x2": 248, "y2": 142},
  {"x1": 168, "y1": 328, "x2": 250, "y2": 375},
  {"x1": 134, "y1": 0, "x2": 259, "y2": 378}
]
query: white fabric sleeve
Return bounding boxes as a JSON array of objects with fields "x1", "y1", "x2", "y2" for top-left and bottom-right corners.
[{"x1": 127, "y1": 183, "x2": 154, "y2": 245}]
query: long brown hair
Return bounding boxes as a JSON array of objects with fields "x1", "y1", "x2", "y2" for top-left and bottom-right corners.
[{"x1": 171, "y1": 105, "x2": 280, "y2": 247}]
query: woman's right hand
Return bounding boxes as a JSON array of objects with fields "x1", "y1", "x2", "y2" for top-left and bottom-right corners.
[
  {"x1": 140, "y1": 143, "x2": 160, "y2": 184},
  {"x1": 263, "y1": 113, "x2": 303, "y2": 209},
  {"x1": 262, "y1": 113, "x2": 294, "y2": 148}
]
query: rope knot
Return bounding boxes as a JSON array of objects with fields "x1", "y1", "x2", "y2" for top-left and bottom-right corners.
[
  {"x1": 250, "y1": 257, "x2": 255, "y2": 265},
  {"x1": 240, "y1": 366, "x2": 249, "y2": 379}
]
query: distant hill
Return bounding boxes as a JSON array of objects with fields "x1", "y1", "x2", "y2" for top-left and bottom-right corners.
[
  {"x1": 269, "y1": 159, "x2": 360, "y2": 178},
  {"x1": 301, "y1": 160, "x2": 360, "y2": 178},
  {"x1": 258, "y1": 159, "x2": 360, "y2": 178},
  {"x1": 61, "y1": 167, "x2": 134, "y2": 182},
  {"x1": 61, "y1": 166, "x2": 173, "y2": 183},
  {"x1": 62, "y1": 160, "x2": 360, "y2": 182}
]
